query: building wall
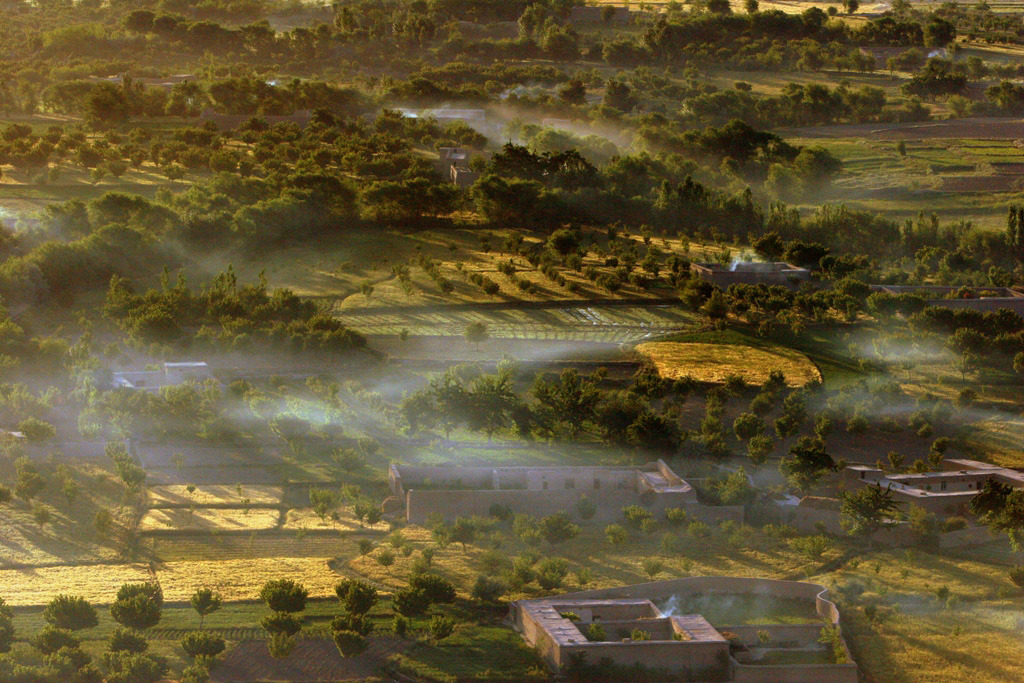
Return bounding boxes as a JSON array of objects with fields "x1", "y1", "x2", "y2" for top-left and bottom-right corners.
[
  {"x1": 561, "y1": 640, "x2": 729, "y2": 679},
  {"x1": 731, "y1": 661, "x2": 858, "y2": 683},
  {"x1": 513, "y1": 577, "x2": 852, "y2": 682}
]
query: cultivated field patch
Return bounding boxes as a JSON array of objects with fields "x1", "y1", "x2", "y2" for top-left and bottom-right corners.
[
  {"x1": 138, "y1": 508, "x2": 281, "y2": 532},
  {"x1": 0, "y1": 556, "x2": 340, "y2": 606},
  {"x1": 636, "y1": 341, "x2": 821, "y2": 386},
  {"x1": 148, "y1": 484, "x2": 283, "y2": 507}
]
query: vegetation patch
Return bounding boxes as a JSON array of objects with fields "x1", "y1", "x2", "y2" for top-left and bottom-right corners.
[{"x1": 636, "y1": 341, "x2": 821, "y2": 386}]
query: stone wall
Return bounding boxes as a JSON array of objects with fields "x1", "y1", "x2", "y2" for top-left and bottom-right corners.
[{"x1": 512, "y1": 577, "x2": 855, "y2": 683}]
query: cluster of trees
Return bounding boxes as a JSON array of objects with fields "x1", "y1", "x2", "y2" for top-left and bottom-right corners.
[
  {"x1": 402, "y1": 365, "x2": 683, "y2": 452},
  {"x1": 104, "y1": 268, "x2": 367, "y2": 354}
]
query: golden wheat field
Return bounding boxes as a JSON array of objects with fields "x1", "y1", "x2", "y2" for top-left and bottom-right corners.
[
  {"x1": 147, "y1": 484, "x2": 284, "y2": 507},
  {"x1": 0, "y1": 557, "x2": 341, "y2": 606},
  {"x1": 635, "y1": 341, "x2": 821, "y2": 386},
  {"x1": 138, "y1": 508, "x2": 282, "y2": 532}
]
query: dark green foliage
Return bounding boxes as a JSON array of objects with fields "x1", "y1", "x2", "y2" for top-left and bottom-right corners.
[
  {"x1": 33, "y1": 626, "x2": 80, "y2": 655},
  {"x1": 335, "y1": 579, "x2": 378, "y2": 616},
  {"x1": 332, "y1": 629, "x2": 367, "y2": 658},
  {"x1": 409, "y1": 574, "x2": 457, "y2": 604},
  {"x1": 392, "y1": 587, "x2": 431, "y2": 617},
  {"x1": 109, "y1": 627, "x2": 148, "y2": 654},
  {"x1": 260, "y1": 579, "x2": 308, "y2": 613},
  {"x1": 110, "y1": 583, "x2": 163, "y2": 630},
  {"x1": 105, "y1": 268, "x2": 366, "y2": 354},
  {"x1": 261, "y1": 612, "x2": 302, "y2": 637},
  {"x1": 43, "y1": 595, "x2": 99, "y2": 631},
  {"x1": 180, "y1": 631, "x2": 225, "y2": 658}
]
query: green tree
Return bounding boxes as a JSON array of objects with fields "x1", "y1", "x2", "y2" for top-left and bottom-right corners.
[
  {"x1": 335, "y1": 579, "x2": 378, "y2": 616},
  {"x1": 532, "y1": 369, "x2": 602, "y2": 438},
  {"x1": 43, "y1": 595, "x2": 98, "y2": 631},
  {"x1": 332, "y1": 629, "x2": 367, "y2": 657},
  {"x1": 110, "y1": 583, "x2": 163, "y2": 630},
  {"x1": 780, "y1": 437, "x2": 835, "y2": 493},
  {"x1": 260, "y1": 580, "x2": 307, "y2": 613},
  {"x1": 465, "y1": 322, "x2": 489, "y2": 350},
  {"x1": 189, "y1": 588, "x2": 222, "y2": 629},
  {"x1": 840, "y1": 483, "x2": 903, "y2": 536},
  {"x1": 180, "y1": 631, "x2": 225, "y2": 658}
]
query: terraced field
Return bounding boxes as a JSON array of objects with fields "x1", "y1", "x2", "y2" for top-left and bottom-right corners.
[{"x1": 339, "y1": 303, "x2": 699, "y2": 343}]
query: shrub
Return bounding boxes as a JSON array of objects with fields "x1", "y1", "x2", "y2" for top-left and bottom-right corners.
[
  {"x1": 332, "y1": 629, "x2": 367, "y2": 657},
  {"x1": 45, "y1": 645, "x2": 91, "y2": 677},
  {"x1": 259, "y1": 580, "x2": 307, "y2": 613},
  {"x1": 330, "y1": 614, "x2": 373, "y2": 636},
  {"x1": 109, "y1": 627, "x2": 148, "y2": 653},
  {"x1": 428, "y1": 615, "x2": 456, "y2": 641},
  {"x1": 687, "y1": 521, "x2": 710, "y2": 538},
  {"x1": 261, "y1": 612, "x2": 301, "y2": 637},
  {"x1": 472, "y1": 575, "x2": 507, "y2": 604},
  {"x1": 489, "y1": 503, "x2": 513, "y2": 521},
  {"x1": 540, "y1": 511, "x2": 580, "y2": 544},
  {"x1": 180, "y1": 631, "x2": 225, "y2": 659},
  {"x1": 480, "y1": 549, "x2": 508, "y2": 575},
  {"x1": 622, "y1": 505, "x2": 652, "y2": 529},
  {"x1": 641, "y1": 558, "x2": 664, "y2": 578},
  {"x1": 409, "y1": 574, "x2": 456, "y2": 604},
  {"x1": 664, "y1": 507, "x2": 688, "y2": 526},
  {"x1": 605, "y1": 524, "x2": 628, "y2": 545},
  {"x1": 942, "y1": 517, "x2": 968, "y2": 532},
  {"x1": 393, "y1": 614, "x2": 411, "y2": 638},
  {"x1": 392, "y1": 587, "x2": 430, "y2": 617},
  {"x1": 575, "y1": 495, "x2": 596, "y2": 520},
  {"x1": 585, "y1": 622, "x2": 606, "y2": 642},
  {"x1": 335, "y1": 579, "x2": 378, "y2": 616},
  {"x1": 33, "y1": 626, "x2": 80, "y2": 655},
  {"x1": 43, "y1": 595, "x2": 98, "y2": 631},
  {"x1": 536, "y1": 558, "x2": 569, "y2": 590},
  {"x1": 357, "y1": 539, "x2": 374, "y2": 555},
  {"x1": 630, "y1": 628, "x2": 651, "y2": 641}
]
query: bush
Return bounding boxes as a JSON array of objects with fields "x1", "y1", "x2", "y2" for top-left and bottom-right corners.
[
  {"x1": 332, "y1": 629, "x2": 367, "y2": 657},
  {"x1": 536, "y1": 558, "x2": 569, "y2": 590},
  {"x1": 664, "y1": 507, "x2": 688, "y2": 526},
  {"x1": 409, "y1": 574, "x2": 456, "y2": 604},
  {"x1": 260, "y1": 580, "x2": 308, "y2": 613},
  {"x1": 621, "y1": 505, "x2": 652, "y2": 529},
  {"x1": 471, "y1": 575, "x2": 507, "y2": 604},
  {"x1": 428, "y1": 615, "x2": 456, "y2": 641},
  {"x1": 540, "y1": 511, "x2": 580, "y2": 544},
  {"x1": 489, "y1": 503, "x2": 513, "y2": 521},
  {"x1": 43, "y1": 595, "x2": 98, "y2": 631},
  {"x1": 585, "y1": 622, "x2": 606, "y2": 641},
  {"x1": 33, "y1": 626, "x2": 80, "y2": 655},
  {"x1": 261, "y1": 612, "x2": 301, "y2": 637},
  {"x1": 180, "y1": 631, "x2": 225, "y2": 659},
  {"x1": 335, "y1": 579, "x2": 378, "y2": 616},
  {"x1": 942, "y1": 517, "x2": 968, "y2": 532},
  {"x1": 109, "y1": 627, "x2": 148, "y2": 653},
  {"x1": 331, "y1": 613, "x2": 373, "y2": 636},
  {"x1": 392, "y1": 587, "x2": 430, "y2": 617},
  {"x1": 393, "y1": 614, "x2": 411, "y2": 638},
  {"x1": 1009, "y1": 566, "x2": 1024, "y2": 591},
  {"x1": 45, "y1": 646, "x2": 91, "y2": 677},
  {"x1": 575, "y1": 495, "x2": 596, "y2": 520},
  {"x1": 605, "y1": 524, "x2": 628, "y2": 545},
  {"x1": 687, "y1": 520, "x2": 710, "y2": 538}
]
